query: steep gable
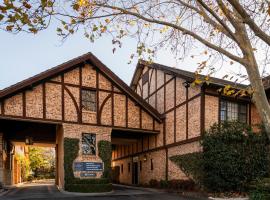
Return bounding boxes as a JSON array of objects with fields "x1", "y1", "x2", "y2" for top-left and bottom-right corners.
[{"x1": 0, "y1": 53, "x2": 162, "y2": 133}]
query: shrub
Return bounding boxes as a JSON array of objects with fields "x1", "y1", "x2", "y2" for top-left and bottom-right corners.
[
  {"x1": 98, "y1": 140, "x2": 112, "y2": 180},
  {"x1": 65, "y1": 183, "x2": 112, "y2": 193},
  {"x1": 170, "y1": 152, "x2": 203, "y2": 185},
  {"x1": 248, "y1": 178, "x2": 270, "y2": 200},
  {"x1": 167, "y1": 179, "x2": 196, "y2": 190},
  {"x1": 160, "y1": 180, "x2": 169, "y2": 188},
  {"x1": 149, "y1": 179, "x2": 160, "y2": 188},
  {"x1": 202, "y1": 121, "x2": 270, "y2": 192}
]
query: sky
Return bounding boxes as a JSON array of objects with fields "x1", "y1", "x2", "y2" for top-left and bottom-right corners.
[
  {"x1": 0, "y1": 24, "x2": 188, "y2": 90},
  {"x1": 0, "y1": 20, "x2": 265, "y2": 90}
]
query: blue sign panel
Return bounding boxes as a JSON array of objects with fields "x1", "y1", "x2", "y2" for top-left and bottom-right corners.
[
  {"x1": 74, "y1": 162, "x2": 103, "y2": 171},
  {"x1": 80, "y1": 172, "x2": 97, "y2": 177}
]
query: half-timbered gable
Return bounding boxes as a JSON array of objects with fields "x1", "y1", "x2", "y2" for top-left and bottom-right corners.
[{"x1": 0, "y1": 53, "x2": 162, "y2": 132}]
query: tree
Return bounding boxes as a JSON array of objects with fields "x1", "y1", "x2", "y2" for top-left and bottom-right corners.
[
  {"x1": 29, "y1": 147, "x2": 55, "y2": 177},
  {"x1": 0, "y1": 1, "x2": 270, "y2": 137}
]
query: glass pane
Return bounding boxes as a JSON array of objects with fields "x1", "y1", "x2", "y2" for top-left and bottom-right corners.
[
  {"x1": 227, "y1": 102, "x2": 238, "y2": 121},
  {"x1": 220, "y1": 100, "x2": 226, "y2": 111},
  {"x1": 239, "y1": 113, "x2": 247, "y2": 123},
  {"x1": 220, "y1": 110, "x2": 226, "y2": 121}
]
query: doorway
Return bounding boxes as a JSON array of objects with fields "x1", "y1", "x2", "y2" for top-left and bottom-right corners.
[{"x1": 132, "y1": 162, "x2": 138, "y2": 185}]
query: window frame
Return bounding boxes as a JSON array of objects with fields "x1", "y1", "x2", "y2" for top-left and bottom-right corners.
[
  {"x1": 81, "y1": 89, "x2": 97, "y2": 112},
  {"x1": 219, "y1": 99, "x2": 248, "y2": 123},
  {"x1": 142, "y1": 70, "x2": 149, "y2": 85}
]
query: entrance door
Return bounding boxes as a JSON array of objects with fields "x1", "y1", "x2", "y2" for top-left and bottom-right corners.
[{"x1": 132, "y1": 162, "x2": 138, "y2": 185}]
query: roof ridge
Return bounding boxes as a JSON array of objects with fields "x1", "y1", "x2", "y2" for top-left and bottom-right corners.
[
  {"x1": 0, "y1": 52, "x2": 92, "y2": 95},
  {"x1": 136, "y1": 60, "x2": 247, "y2": 88}
]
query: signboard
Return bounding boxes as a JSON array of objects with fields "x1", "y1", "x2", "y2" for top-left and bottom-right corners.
[
  {"x1": 80, "y1": 172, "x2": 97, "y2": 177},
  {"x1": 74, "y1": 162, "x2": 103, "y2": 172}
]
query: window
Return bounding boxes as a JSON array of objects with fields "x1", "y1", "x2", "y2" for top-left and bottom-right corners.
[
  {"x1": 82, "y1": 89, "x2": 96, "y2": 112},
  {"x1": 82, "y1": 133, "x2": 96, "y2": 155},
  {"x1": 142, "y1": 71, "x2": 149, "y2": 85},
  {"x1": 128, "y1": 163, "x2": 131, "y2": 173},
  {"x1": 121, "y1": 164, "x2": 124, "y2": 174},
  {"x1": 140, "y1": 161, "x2": 142, "y2": 171},
  {"x1": 220, "y1": 100, "x2": 247, "y2": 123},
  {"x1": 151, "y1": 159, "x2": 153, "y2": 171}
]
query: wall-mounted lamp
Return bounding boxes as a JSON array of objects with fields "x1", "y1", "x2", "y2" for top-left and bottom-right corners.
[
  {"x1": 25, "y1": 137, "x2": 33, "y2": 145},
  {"x1": 143, "y1": 154, "x2": 147, "y2": 162},
  {"x1": 183, "y1": 81, "x2": 190, "y2": 88}
]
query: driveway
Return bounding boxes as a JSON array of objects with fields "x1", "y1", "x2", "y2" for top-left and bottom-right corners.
[{"x1": 0, "y1": 180, "x2": 206, "y2": 200}]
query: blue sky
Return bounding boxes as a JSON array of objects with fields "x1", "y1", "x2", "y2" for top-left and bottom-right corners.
[
  {"x1": 0, "y1": 24, "x2": 190, "y2": 90},
  {"x1": 0, "y1": 22, "x2": 258, "y2": 90}
]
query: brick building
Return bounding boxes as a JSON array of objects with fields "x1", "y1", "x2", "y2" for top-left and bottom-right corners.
[{"x1": 0, "y1": 53, "x2": 269, "y2": 189}]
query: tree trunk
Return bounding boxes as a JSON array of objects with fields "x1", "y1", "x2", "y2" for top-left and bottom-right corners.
[{"x1": 245, "y1": 62, "x2": 270, "y2": 139}]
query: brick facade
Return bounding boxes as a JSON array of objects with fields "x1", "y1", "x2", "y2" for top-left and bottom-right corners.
[{"x1": 0, "y1": 53, "x2": 268, "y2": 189}]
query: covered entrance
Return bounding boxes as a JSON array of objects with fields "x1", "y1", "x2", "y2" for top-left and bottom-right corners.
[
  {"x1": 0, "y1": 118, "x2": 60, "y2": 186},
  {"x1": 111, "y1": 129, "x2": 159, "y2": 185}
]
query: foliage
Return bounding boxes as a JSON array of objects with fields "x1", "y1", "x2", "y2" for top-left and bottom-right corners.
[
  {"x1": 65, "y1": 183, "x2": 112, "y2": 193},
  {"x1": 202, "y1": 121, "x2": 270, "y2": 192},
  {"x1": 170, "y1": 152, "x2": 203, "y2": 185},
  {"x1": 64, "y1": 138, "x2": 79, "y2": 183},
  {"x1": 248, "y1": 178, "x2": 270, "y2": 200},
  {"x1": 15, "y1": 153, "x2": 30, "y2": 181},
  {"x1": 63, "y1": 138, "x2": 112, "y2": 193},
  {"x1": 1, "y1": 0, "x2": 270, "y2": 138},
  {"x1": 98, "y1": 140, "x2": 112, "y2": 179},
  {"x1": 29, "y1": 147, "x2": 55, "y2": 178}
]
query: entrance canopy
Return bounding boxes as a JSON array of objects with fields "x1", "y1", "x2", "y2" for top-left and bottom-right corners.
[{"x1": 0, "y1": 118, "x2": 57, "y2": 146}]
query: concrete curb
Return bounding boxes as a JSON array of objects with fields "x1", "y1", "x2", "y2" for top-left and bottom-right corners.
[
  {"x1": 209, "y1": 197, "x2": 249, "y2": 200},
  {"x1": 56, "y1": 184, "x2": 163, "y2": 196},
  {"x1": 112, "y1": 183, "x2": 166, "y2": 193},
  {"x1": 57, "y1": 185, "x2": 115, "y2": 196}
]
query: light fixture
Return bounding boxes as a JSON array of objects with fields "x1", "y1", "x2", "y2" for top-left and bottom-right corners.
[
  {"x1": 25, "y1": 137, "x2": 33, "y2": 145},
  {"x1": 143, "y1": 154, "x2": 147, "y2": 162}
]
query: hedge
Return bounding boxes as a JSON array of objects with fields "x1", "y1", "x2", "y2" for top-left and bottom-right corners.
[
  {"x1": 63, "y1": 138, "x2": 112, "y2": 193},
  {"x1": 65, "y1": 183, "x2": 112, "y2": 193},
  {"x1": 248, "y1": 178, "x2": 270, "y2": 200},
  {"x1": 170, "y1": 122, "x2": 270, "y2": 193},
  {"x1": 170, "y1": 152, "x2": 203, "y2": 185},
  {"x1": 98, "y1": 140, "x2": 112, "y2": 179},
  {"x1": 202, "y1": 122, "x2": 270, "y2": 192}
]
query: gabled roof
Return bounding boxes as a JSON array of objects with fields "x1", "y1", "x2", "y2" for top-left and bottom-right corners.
[
  {"x1": 131, "y1": 60, "x2": 247, "y2": 90},
  {"x1": 0, "y1": 52, "x2": 163, "y2": 122}
]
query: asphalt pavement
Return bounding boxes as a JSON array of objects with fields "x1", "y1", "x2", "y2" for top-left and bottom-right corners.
[{"x1": 0, "y1": 180, "x2": 206, "y2": 200}]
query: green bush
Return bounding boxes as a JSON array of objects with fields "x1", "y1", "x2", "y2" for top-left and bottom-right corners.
[
  {"x1": 64, "y1": 138, "x2": 79, "y2": 184},
  {"x1": 170, "y1": 152, "x2": 203, "y2": 185},
  {"x1": 202, "y1": 121, "x2": 270, "y2": 192},
  {"x1": 65, "y1": 183, "x2": 112, "y2": 193},
  {"x1": 98, "y1": 140, "x2": 112, "y2": 179},
  {"x1": 71, "y1": 178, "x2": 110, "y2": 184},
  {"x1": 249, "y1": 178, "x2": 270, "y2": 200}
]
